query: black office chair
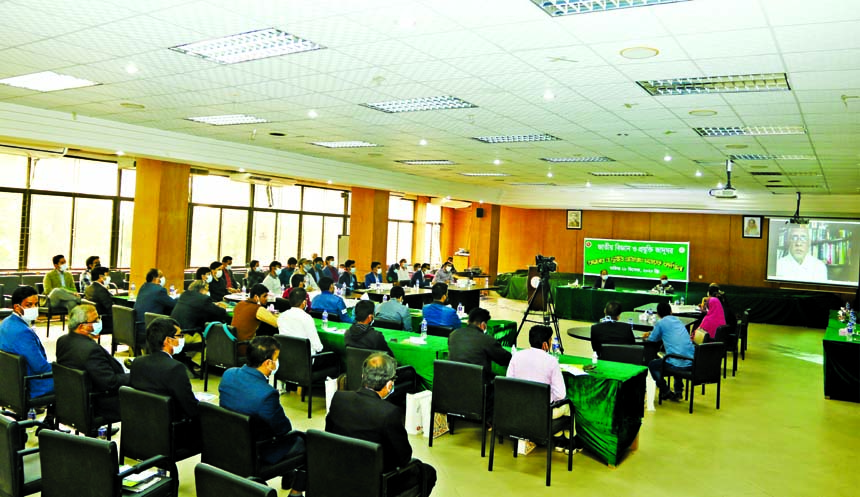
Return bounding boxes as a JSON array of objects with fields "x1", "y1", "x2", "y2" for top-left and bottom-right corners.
[
  {"x1": 488, "y1": 377, "x2": 574, "y2": 487},
  {"x1": 305, "y1": 429, "x2": 424, "y2": 497},
  {"x1": 144, "y1": 312, "x2": 170, "y2": 332},
  {"x1": 0, "y1": 415, "x2": 43, "y2": 497},
  {"x1": 0, "y1": 283, "x2": 12, "y2": 321},
  {"x1": 195, "y1": 463, "x2": 276, "y2": 497},
  {"x1": 660, "y1": 342, "x2": 725, "y2": 414},
  {"x1": 345, "y1": 347, "x2": 416, "y2": 404},
  {"x1": 202, "y1": 323, "x2": 249, "y2": 392},
  {"x1": 739, "y1": 309, "x2": 751, "y2": 359},
  {"x1": 309, "y1": 309, "x2": 341, "y2": 322},
  {"x1": 372, "y1": 318, "x2": 404, "y2": 331},
  {"x1": 118, "y1": 386, "x2": 201, "y2": 466},
  {"x1": 39, "y1": 429, "x2": 177, "y2": 497},
  {"x1": 273, "y1": 336, "x2": 339, "y2": 419},
  {"x1": 198, "y1": 403, "x2": 306, "y2": 492},
  {"x1": 111, "y1": 305, "x2": 139, "y2": 357},
  {"x1": 714, "y1": 324, "x2": 739, "y2": 377},
  {"x1": 599, "y1": 344, "x2": 646, "y2": 365},
  {"x1": 0, "y1": 351, "x2": 54, "y2": 423},
  {"x1": 426, "y1": 325, "x2": 454, "y2": 338},
  {"x1": 274, "y1": 297, "x2": 291, "y2": 313},
  {"x1": 34, "y1": 283, "x2": 68, "y2": 337},
  {"x1": 51, "y1": 362, "x2": 117, "y2": 438},
  {"x1": 429, "y1": 360, "x2": 488, "y2": 456}
]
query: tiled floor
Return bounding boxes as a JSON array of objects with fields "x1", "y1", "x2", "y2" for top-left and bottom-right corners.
[{"x1": 30, "y1": 294, "x2": 860, "y2": 496}]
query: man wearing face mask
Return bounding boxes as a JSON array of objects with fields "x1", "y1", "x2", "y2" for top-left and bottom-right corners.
[
  {"x1": 364, "y1": 261, "x2": 384, "y2": 288},
  {"x1": 279, "y1": 257, "x2": 298, "y2": 289},
  {"x1": 338, "y1": 259, "x2": 358, "y2": 295},
  {"x1": 56, "y1": 304, "x2": 129, "y2": 424},
  {"x1": 326, "y1": 353, "x2": 437, "y2": 496},
  {"x1": 220, "y1": 256, "x2": 241, "y2": 294},
  {"x1": 84, "y1": 266, "x2": 116, "y2": 337},
  {"x1": 595, "y1": 269, "x2": 616, "y2": 290},
  {"x1": 652, "y1": 275, "x2": 675, "y2": 294},
  {"x1": 134, "y1": 268, "x2": 177, "y2": 345},
  {"x1": 374, "y1": 285, "x2": 412, "y2": 331},
  {"x1": 232, "y1": 284, "x2": 279, "y2": 354},
  {"x1": 449, "y1": 307, "x2": 511, "y2": 382},
  {"x1": 207, "y1": 261, "x2": 230, "y2": 303},
  {"x1": 0, "y1": 286, "x2": 55, "y2": 404},
  {"x1": 220, "y1": 337, "x2": 307, "y2": 497},
  {"x1": 396, "y1": 259, "x2": 410, "y2": 282},
  {"x1": 43, "y1": 254, "x2": 82, "y2": 312},
  {"x1": 309, "y1": 257, "x2": 327, "y2": 286},
  {"x1": 80, "y1": 255, "x2": 100, "y2": 289},
  {"x1": 263, "y1": 261, "x2": 284, "y2": 295},
  {"x1": 170, "y1": 280, "x2": 224, "y2": 371},
  {"x1": 324, "y1": 255, "x2": 338, "y2": 281},
  {"x1": 433, "y1": 262, "x2": 456, "y2": 285},
  {"x1": 311, "y1": 277, "x2": 354, "y2": 324},
  {"x1": 246, "y1": 260, "x2": 265, "y2": 289}
]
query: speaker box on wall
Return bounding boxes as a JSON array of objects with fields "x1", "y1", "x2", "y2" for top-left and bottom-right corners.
[{"x1": 476, "y1": 207, "x2": 484, "y2": 218}]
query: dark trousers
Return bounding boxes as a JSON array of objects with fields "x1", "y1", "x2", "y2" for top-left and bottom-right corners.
[
  {"x1": 390, "y1": 460, "x2": 437, "y2": 496},
  {"x1": 648, "y1": 358, "x2": 691, "y2": 394}
]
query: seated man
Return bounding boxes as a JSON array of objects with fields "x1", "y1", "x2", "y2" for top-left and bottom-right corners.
[
  {"x1": 311, "y1": 277, "x2": 354, "y2": 324},
  {"x1": 594, "y1": 269, "x2": 616, "y2": 290},
  {"x1": 133, "y1": 268, "x2": 177, "y2": 344},
  {"x1": 56, "y1": 304, "x2": 129, "y2": 424},
  {"x1": 374, "y1": 285, "x2": 412, "y2": 331},
  {"x1": 590, "y1": 301, "x2": 634, "y2": 357},
  {"x1": 130, "y1": 318, "x2": 200, "y2": 451},
  {"x1": 507, "y1": 325, "x2": 575, "y2": 453},
  {"x1": 337, "y1": 259, "x2": 358, "y2": 294},
  {"x1": 220, "y1": 337, "x2": 306, "y2": 496},
  {"x1": 326, "y1": 353, "x2": 437, "y2": 496},
  {"x1": 410, "y1": 263, "x2": 431, "y2": 289},
  {"x1": 645, "y1": 302, "x2": 695, "y2": 402},
  {"x1": 43, "y1": 253, "x2": 82, "y2": 312},
  {"x1": 421, "y1": 283, "x2": 461, "y2": 329},
  {"x1": 324, "y1": 256, "x2": 338, "y2": 281},
  {"x1": 395, "y1": 259, "x2": 410, "y2": 282},
  {"x1": 433, "y1": 261, "x2": 456, "y2": 285},
  {"x1": 310, "y1": 257, "x2": 328, "y2": 287},
  {"x1": 84, "y1": 266, "x2": 115, "y2": 336},
  {"x1": 364, "y1": 261, "x2": 384, "y2": 288},
  {"x1": 278, "y1": 288, "x2": 324, "y2": 354},
  {"x1": 221, "y1": 255, "x2": 241, "y2": 294},
  {"x1": 284, "y1": 273, "x2": 312, "y2": 310},
  {"x1": 0, "y1": 286, "x2": 55, "y2": 421},
  {"x1": 279, "y1": 257, "x2": 298, "y2": 289},
  {"x1": 231, "y1": 284, "x2": 279, "y2": 351},
  {"x1": 170, "y1": 280, "x2": 227, "y2": 368},
  {"x1": 79, "y1": 255, "x2": 100, "y2": 289},
  {"x1": 449, "y1": 307, "x2": 511, "y2": 382},
  {"x1": 263, "y1": 261, "x2": 284, "y2": 295},
  {"x1": 652, "y1": 275, "x2": 674, "y2": 294},
  {"x1": 208, "y1": 261, "x2": 229, "y2": 303},
  {"x1": 345, "y1": 300, "x2": 393, "y2": 355},
  {"x1": 246, "y1": 260, "x2": 265, "y2": 289}
]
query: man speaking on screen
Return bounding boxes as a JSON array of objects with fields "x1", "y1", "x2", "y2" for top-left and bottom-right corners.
[{"x1": 776, "y1": 225, "x2": 828, "y2": 282}]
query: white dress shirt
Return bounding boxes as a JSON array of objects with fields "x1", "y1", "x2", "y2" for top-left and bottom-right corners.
[{"x1": 277, "y1": 307, "x2": 324, "y2": 354}]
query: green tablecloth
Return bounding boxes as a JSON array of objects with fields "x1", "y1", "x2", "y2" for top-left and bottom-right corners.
[
  {"x1": 822, "y1": 313, "x2": 860, "y2": 402},
  {"x1": 556, "y1": 286, "x2": 673, "y2": 321},
  {"x1": 407, "y1": 310, "x2": 518, "y2": 347},
  {"x1": 558, "y1": 355, "x2": 647, "y2": 466}
]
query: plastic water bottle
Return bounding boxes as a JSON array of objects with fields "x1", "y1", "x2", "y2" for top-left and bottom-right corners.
[
  {"x1": 26, "y1": 408, "x2": 37, "y2": 446},
  {"x1": 680, "y1": 296, "x2": 685, "y2": 306},
  {"x1": 420, "y1": 319, "x2": 428, "y2": 339},
  {"x1": 241, "y1": 285, "x2": 246, "y2": 295},
  {"x1": 169, "y1": 284, "x2": 176, "y2": 297},
  {"x1": 551, "y1": 336, "x2": 561, "y2": 357},
  {"x1": 628, "y1": 317, "x2": 634, "y2": 330},
  {"x1": 280, "y1": 284, "x2": 285, "y2": 293},
  {"x1": 322, "y1": 310, "x2": 328, "y2": 328},
  {"x1": 98, "y1": 426, "x2": 107, "y2": 440},
  {"x1": 592, "y1": 351, "x2": 598, "y2": 366},
  {"x1": 457, "y1": 302, "x2": 464, "y2": 315},
  {"x1": 129, "y1": 283, "x2": 136, "y2": 299},
  {"x1": 383, "y1": 295, "x2": 389, "y2": 302}
]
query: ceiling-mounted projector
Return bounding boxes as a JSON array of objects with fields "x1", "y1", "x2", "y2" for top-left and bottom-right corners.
[
  {"x1": 787, "y1": 192, "x2": 809, "y2": 224},
  {"x1": 709, "y1": 159, "x2": 737, "y2": 199}
]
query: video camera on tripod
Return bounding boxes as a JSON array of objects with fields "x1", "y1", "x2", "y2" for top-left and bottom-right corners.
[
  {"x1": 519, "y1": 254, "x2": 563, "y2": 353},
  {"x1": 535, "y1": 255, "x2": 557, "y2": 280}
]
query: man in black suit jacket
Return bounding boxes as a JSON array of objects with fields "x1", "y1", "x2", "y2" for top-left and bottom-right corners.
[
  {"x1": 208, "y1": 261, "x2": 229, "y2": 303},
  {"x1": 56, "y1": 304, "x2": 129, "y2": 422},
  {"x1": 326, "y1": 353, "x2": 436, "y2": 496},
  {"x1": 170, "y1": 281, "x2": 229, "y2": 333},
  {"x1": 448, "y1": 307, "x2": 511, "y2": 382},
  {"x1": 221, "y1": 256, "x2": 240, "y2": 292},
  {"x1": 590, "y1": 301, "x2": 635, "y2": 356},
  {"x1": 595, "y1": 269, "x2": 616, "y2": 290},
  {"x1": 84, "y1": 266, "x2": 115, "y2": 335},
  {"x1": 134, "y1": 268, "x2": 177, "y2": 342}
]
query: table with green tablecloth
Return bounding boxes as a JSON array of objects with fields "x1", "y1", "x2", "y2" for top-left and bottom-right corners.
[
  {"x1": 407, "y1": 310, "x2": 518, "y2": 347},
  {"x1": 558, "y1": 355, "x2": 646, "y2": 466},
  {"x1": 556, "y1": 286, "x2": 673, "y2": 321},
  {"x1": 823, "y1": 310, "x2": 860, "y2": 402}
]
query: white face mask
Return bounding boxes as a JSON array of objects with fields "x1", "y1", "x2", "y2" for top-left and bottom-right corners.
[
  {"x1": 257, "y1": 267, "x2": 264, "y2": 273},
  {"x1": 275, "y1": 268, "x2": 282, "y2": 276},
  {"x1": 215, "y1": 269, "x2": 223, "y2": 279},
  {"x1": 205, "y1": 274, "x2": 213, "y2": 284},
  {"x1": 376, "y1": 268, "x2": 382, "y2": 274},
  {"x1": 21, "y1": 306, "x2": 39, "y2": 323},
  {"x1": 601, "y1": 275, "x2": 608, "y2": 281},
  {"x1": 104, "y1": 276, "x2": 111, "y2": 286},
  {"x1": 160, "y1": 276, "x2": 166, "y2": 286},
  {"x1": 225, "y1": 265, "x2": 232, "y2": 270},
  {"x1": 270, "y1": 359, "x2": 279, "y2": 376},
  {"x1": 59, "y1": 263, "x2": 68, "y2": 272},
  {"x1": 172, "y1": 336, "x2": 185, "y2": 355}
]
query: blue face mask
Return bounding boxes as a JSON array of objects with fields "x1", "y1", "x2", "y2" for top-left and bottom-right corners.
[
  {"x1": 661, "y1": 280, "x2": 668, "y2": 285},
  {"x1": 90, "y1": 320, "x2": 103, "y2": 336}
]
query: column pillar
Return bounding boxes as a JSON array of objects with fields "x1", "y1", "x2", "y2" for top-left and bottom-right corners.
[
  {"x1": 129, "y1": 158, "x2": 190, "y2": 291},
  {"x1": 468, "y1": 203, "x2": 500, "y2": 283},
  {"x1": 348, "y1": 187, "x2": 389, "y2": 274},
  {"x1": 412, "y1": 196, "x2": 428, "y2": 264}
]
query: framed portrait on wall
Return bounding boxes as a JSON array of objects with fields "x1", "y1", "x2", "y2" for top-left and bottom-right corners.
[
  {"x1": 743, "y1": 215, "x2": 762, "y2": 238},
  {"x1": 567, "y1": 210, "x2": 582, "y2": 230}
]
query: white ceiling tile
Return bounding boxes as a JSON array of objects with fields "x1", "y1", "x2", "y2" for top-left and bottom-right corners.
[
  {"x1": 337, "y1": 40, "x2": 435, "y2": 66},
  {"x1": 476, "y1": 20, "x2": 580, "y2": 52},
  {"x1": 761, "y1": 0, "x2": 860, "y2": 26},
  {"x1": 790, "y1": 70, "x2": 860, "y2": 91},
  {"x1": 773, "y1": 21, "x2": 860, "y2": 53},
  {"x1": 694, "y1": 54, "x2": 787, "y2": 77},
  {"x1": 655, "y1": 0, "x2": 769, "y2": 34},
  {"x1": 785, "y1": 50, "x2": 860, "y2": 73},
  {"x1": 676, "y1": 28, "x2": 779, "y2": 60},
  {"x1": 402, "y1": 30, "x2": 502, "y2": 59},
  {"x1": 149, "y1": 1, "x2": 263, "y2": 38},
  {"x1": 616, "y1": 60, "x2": 702, "y2": 80}
]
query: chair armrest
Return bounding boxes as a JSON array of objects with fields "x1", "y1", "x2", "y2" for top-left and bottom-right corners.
[
  {"x1": 118, "y1": 454, "x2": 177, "y2": 479},
  {"x1": 19, "y1": 446, "x2": 39, "y2": 457},
  {"x1": 550, "y1": 398, "x2": 573, "y2": 410},
  {"x1": 314, "y1": 351, "x2": 336, "y2": 359},
  {"x1": 664, "y1": 353, "x2": 693, "y2": 362},
  {"x1": 24, "y1": 371, "x2": 53, "y2": 381},
  {"x1": 256, "y1": 429, "x2": 306, "y2": 451},
  {"x1": 382, "y1": 458, "x2": 424, "y2": 497}
]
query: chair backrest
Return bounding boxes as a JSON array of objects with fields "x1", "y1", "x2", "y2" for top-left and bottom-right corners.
[
  {"x1": 714, "y1": 325, "x2": 735, "y2": 344},
  {"x1": 426, "y1": 325, "x2": 454, "y2": 338},
  {"x1": 198, "y1": 402, "x2": 258, "y2": 477},
  {"x1": 34, "y1": 282, "x2": 44, "y2": 296},
  {"x1": 273, "y1": 336, "x2": 312, "y2": 386},
  {"x1": 600, "y1": 344, "x2": 645, "y2": 365},
  {"x1": 0, "y1": 415, "x2": 30, "y2": 497},
  {"x1": 0, "y1": 350, "x2": 26, "y2": 415},
  {"x1": 204, "y1": 323, "x2": 241, "y2": 369},
  {"x1": 432, "y1": 360, "x2": 485, "y2": 420},
  {"x1": 40, "y1": 429, "x2": 118, "y2": 497},
  {"x1": 372, "y1": 318, "x2": 403, "y2": 331},
  {"x1": 51, "y1": 362, "x2": 96, "y2": 434},
  {"x1": 345, "y1": 347, "x2": 374, "y2": 391},
  {"x1": 119, "y1": 386, "x2": 175, "y2": 462},
  {"x1": 493, "y1": 377, "x2": 552, "y2": 445},
  {"x1": 309, "y1": 309, "x2": 341, "y2": 322},
  {"x1": 643, "y1": 340, "x2": 661, "y2": 365},
  {"x1": 195, "y1": 463, "x2": 276, "y2": 497},
  {"x1": 692, "y1": 342, "x2": 726, "y2": 384},
  {"x1": 274, "y1": 297, "x2": 290, "y2": 313},
  {"x1": 144, "y1": 312, "x2": 170, "y2": 333},
  {"x1": 306, "y1": 429, "x2": 384, "y2": 497},
  {"x1": 112, "y1": 305, "x2": 136, "y2": 351}
]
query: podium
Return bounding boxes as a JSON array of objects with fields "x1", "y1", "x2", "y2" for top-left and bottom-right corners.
[{"x1": 526, "y1": 265, "x2": 546, "y2": 311}]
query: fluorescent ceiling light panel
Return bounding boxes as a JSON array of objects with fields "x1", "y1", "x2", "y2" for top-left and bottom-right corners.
[
  {"x1": 311, "y1": 141, "x2": 379, "y2": 148},
  {"x1": 362, "y1": 96, "x2": 476, "y2": 113},
  {"x1": 170, "y1": 28, "x2": 324, "y2": 64},
  {"x1": 589, "y1": 171, "x2": 652, "y2": 177},
  {"x1": 460, "y1": 172, "x2": 510, "y2": 177},
  {"x1": 626, "y1": 183, "x2": 678, "y2": 189},
  {"x1": 637, "y1": 73, "x2": 790, "y2": 96},
  {"x1": 0, "y1": 71, "x2": 100, "y2": 92},
  {"x1": 693, "y1": 126, "x2": 806, "y2": 137},
  {"x1": 186, "y1": 114, "x2": 268, "y2": 125},
  {"x1": 729, "y1": 154, "x2": 816, "y2": 160},
  {"x1": 532, "y1": 0, "x2": 690, "y2": 17},
  {"x1": 541, "y1": 157, "x2": 614, "y2": 163},
  {"x1": 396, "y1": 160, "x2": 456, "y2": 165},
  {"x1": 473, "y1": 133, "x2": 560, "y2": 144}
]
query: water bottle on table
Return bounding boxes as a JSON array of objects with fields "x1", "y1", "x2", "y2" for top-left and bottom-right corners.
[
  {"x1": 456, "y1": 302, "x2": 464, "y2": 315},
  {"x1": 169, "y1": 284, "x2": 176, "y2": 297},
  {"x1": 421, "y1": 318, "x2": 428, "y2": 339},
  {"x1": 322, "y1": 310, "x2": 328, "y2": 328},
  {"x1": 551, "y1": 335, "x2": 561, "y2": 357},
  {"x1": 628, "y1": 317, "x2": 634, "y2": 330},
  {"x1": 680, "y1": 296, "x2": 685, "y2": 306},
  {"x1": 98, "y1": 426, "x2": 107, "y2": 440},
  {"x1": 129, "y1": 283, "x2": 136, "y2": 299},
  {"x1": 383, "y1": 294, "x2": 389, "y2": 302}
]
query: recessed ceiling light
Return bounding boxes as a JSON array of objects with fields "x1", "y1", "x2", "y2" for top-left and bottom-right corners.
[
  {"x1": 663, "y1": 154, "x2": 672, "y2": 162},
  {"x1": 547, "y1": 171, "x2": 554, "y2": 178},
  {"x1": 541, "y1": 157, "x2": 614, "y2": 163},
  {"x1": 116, "y1": 150, "x2": 124, "y2": 156},
  {"x1": 689, "y1": 109, "x2": 718, "y2": 117},
  {"x1": 307, "y1": 109, "x2": 318, "y2": 119},
  {"x1": 619, "y1": 46, "x2": 660, "y2": 60},
  {"x1": 396, "y1": 160, "x2": 456, "y2": 165},
  {"x1": 493, "y1": 159, "x2": 502, "y2": 165},
  {"x1": 716, "y1": 182, "x2": 724, "y2": 189},
  {"x1": 311, "y1": 141, "x2": 379, "y2": 148},
  {"x1": 543, "y1": 89, "x2": 555, "y2": 101},
  {"x1": 0, "y1": 71, "x2": 100, "y2": 92},
  {"x1": 269, "y1": 132, "x2": 286, "y2": 137},
  {"x1": 473, "y1": 133, "x2": 560, "y2": 144},
  {"x1": 362, "y1": 95, "x2": 476, "y2": 113},
  {"x1": 695, "y1": 170, "x2": 703, "y2": 177},
  {"x1": 186, "y1": 114, "x2": 268, "y2": 125},
  {"x1": 327, "y1": 179, "x2": 333, "y2": 184},
  {"x1": 638, "y1": 73, "x2": 790, "y2": 96},
  {"x1": 460, "y1": 172, "x2": 510, "y2": 177},
  {"x1": 120, "y1": 102, "x2": 145, "y2": 110},
  {"x1": 124, "y1": 63, "x2": 139, "y2": 75},
  {"x1": 170, "y1": 28, "x2": 324, "y2": 64},
  {"x1": 693, "y1": 126, "x2": 806, "y2": 137},
  {"x1": 534, "y1": 0, "x2": 690, "y2": 17},
  {"x1": 585, "y1": 181, "x2": 592, "y2": 187},
  {"x1": 729, "y1": 154, "x2": 817, "y2": 160},
  {"x1": 418, "y1": 139, "x2": 428, "y2": 146},
  {"x1": 590, "y1": 172, "x2": 652, "y2": 177}
]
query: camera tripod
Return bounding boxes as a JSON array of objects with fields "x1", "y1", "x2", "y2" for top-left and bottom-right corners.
[{"x1": 517, "y1": 275, "x2": 563, "y2": 354}]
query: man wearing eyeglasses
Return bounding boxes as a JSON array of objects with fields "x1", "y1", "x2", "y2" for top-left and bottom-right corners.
[{"x1": 776, "y1": 225, "x2": 828, "y2": 282}]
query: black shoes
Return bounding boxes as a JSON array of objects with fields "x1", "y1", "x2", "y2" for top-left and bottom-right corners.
[{"x1": 660, "y1": 390, "x2": 683, "y2": 402}]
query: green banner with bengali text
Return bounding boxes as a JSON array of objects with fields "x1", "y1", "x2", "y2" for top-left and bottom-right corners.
[{"x1": 583, "y1": 238, "x2": 690, "y2": 282}]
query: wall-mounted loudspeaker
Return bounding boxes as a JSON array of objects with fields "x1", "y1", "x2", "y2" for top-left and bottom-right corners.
[{"x1": 476, "y1": 207, "x2": 484, "y2": 218}]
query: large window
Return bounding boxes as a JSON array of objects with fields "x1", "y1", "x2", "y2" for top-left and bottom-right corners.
[
  {"x1": 70, "y1": 198, "x2": 113, "y2": 268},
  {"x1": 387, "y1": 197, "x2": 414, "y2": 265},
  {"x1": 0, "y1": 192, "x2": 23, "y2": 268},
  {"x1": 27, "y1": 195, "x2": 73, "y2": 268},
  {"x1": 425, "y1": 204, "x2": 443, "y2": 266}
]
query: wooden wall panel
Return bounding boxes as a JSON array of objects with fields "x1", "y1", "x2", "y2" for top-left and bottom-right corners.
[
  {"x1": 611, "y1": 211, "x2": 651, "y2": 240},
  {"x1": 439, "y1": 207, "x2": 456, "y2": 262},
  {"x1": 348, "y1": 187, "x2": 389, "y2": 275}
]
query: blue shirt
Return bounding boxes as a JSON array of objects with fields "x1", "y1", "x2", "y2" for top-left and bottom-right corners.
[
  {"x1": 0, "y1": 313, "x2": 54, "y2": 398},
  {"x1": 311, "y1": 291, "x2": 354, "y2": 323},
  {"x1": 422, "y1": 302, "x2": 461, "y2": 329},
  {"x1": 374, "y1": 299, "x2": 412, "y2": 331},
  {"x1": 648, "y1": 315, "x2": 694, "y2": 368}
]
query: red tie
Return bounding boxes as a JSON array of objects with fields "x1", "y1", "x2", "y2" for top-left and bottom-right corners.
[{"x1": 225, "y1": 270, "x2": 232, "y2": 288}]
